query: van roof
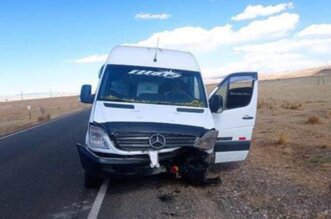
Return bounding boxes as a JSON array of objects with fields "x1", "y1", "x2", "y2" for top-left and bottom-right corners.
[{"x1": 106, "y1": 45, "x2": 200, "y2": 72}]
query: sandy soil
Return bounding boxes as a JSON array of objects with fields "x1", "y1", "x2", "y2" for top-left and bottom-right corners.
[{"x1": 0, "y1": 96, "x2": 89, "y2": 136}]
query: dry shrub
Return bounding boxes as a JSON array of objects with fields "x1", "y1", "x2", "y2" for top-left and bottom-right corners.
[
  {"x1": 282, "y1": 146, "x2": 293, "y2": 155},
  {"x1": 319, "y1": 145, "x2": 328, "y2": 149},
  {"x1": 276, "y1": 133, "x2": 287, "y2": 145},
  {"x1": 289, "y1": 103, "x2": 302, "y2": 110},
  {"x1": 37, "y1": 113, "x2": 51, "y2": 122},
  {"x1": 281, "y1": 101, "x2": 302, "y2": 110},
  {"x1": 305, "y1": 116, "x2": 320, "y2": 125},
  {"x1": 307, "y1": 154, "x2": 331, "y2": 165},
  {"x1": 257, "y1": 101, "x2": 263, "y2": 109},
  {"x1": 258, "y1": 99, "x2": 276, "y2": 110}
]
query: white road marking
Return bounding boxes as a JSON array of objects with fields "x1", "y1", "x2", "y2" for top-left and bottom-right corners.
[
  {"x1": 87, "y1": 179, "x2": 110, "y2": 219},
  {"x1": 0, "y1": 110, "x2": 88, "y2": 141}
]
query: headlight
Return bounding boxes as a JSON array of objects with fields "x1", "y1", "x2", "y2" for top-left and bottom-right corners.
[
  {"x1": 194, "y1": 130, "x2": 218, "y2": 150},
  {"x1": 88, "y1": 124, "x2": 112, "y2": 149}
]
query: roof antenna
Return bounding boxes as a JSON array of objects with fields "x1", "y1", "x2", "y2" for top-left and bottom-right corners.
[{"x1": 153, "y1": 37, "x2": 160, "y2": 62}]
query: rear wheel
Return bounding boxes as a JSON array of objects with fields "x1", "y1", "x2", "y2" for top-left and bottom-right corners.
[{"x1": 84, "y1": 172, "x2": 102, "y2": 188}]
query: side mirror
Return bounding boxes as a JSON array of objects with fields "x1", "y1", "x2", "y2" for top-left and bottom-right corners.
[
  {"x1": 80, "y1": 85, "x2": 94, "y2": 104},
  {"x1": 209, "y1": 95, "x2": 223, "y2": 113}
]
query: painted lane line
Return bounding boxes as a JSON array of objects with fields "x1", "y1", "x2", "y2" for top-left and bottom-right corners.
[
  {"x1": 87, "y1": 180, "x2": 110, "y2": 219},
  {"x1": 0, "y1": 109, "x2": 89, "y2": 141}
]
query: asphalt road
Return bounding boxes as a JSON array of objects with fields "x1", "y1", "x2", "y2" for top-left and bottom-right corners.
[{"x1": 0, "y1": 110, "x2": 98, "y2": 219}]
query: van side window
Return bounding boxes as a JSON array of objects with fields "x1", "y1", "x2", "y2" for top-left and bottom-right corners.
[
  {"x1": 214, "y1": 75, "x2": 254, "y2": 110},
  {"x1": 227, "y1": 76, "x2": 253, "y2": 109}
]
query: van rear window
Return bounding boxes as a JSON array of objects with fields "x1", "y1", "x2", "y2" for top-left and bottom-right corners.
[{"x1": 97, "y1": 65, "x2": 207, "y2": 107}]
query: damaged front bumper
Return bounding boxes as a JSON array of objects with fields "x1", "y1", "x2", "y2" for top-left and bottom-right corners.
[
  {"x1": 77, "y1": 143, "x2": 177, "y2": 178},
  {"x1": 76, "y1": 143, "x2": 215, "y2": 179}
]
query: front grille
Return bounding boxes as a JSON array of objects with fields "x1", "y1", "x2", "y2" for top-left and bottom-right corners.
[{"x1": 113, "y1": 132, "x2": 197, "y2": 151}]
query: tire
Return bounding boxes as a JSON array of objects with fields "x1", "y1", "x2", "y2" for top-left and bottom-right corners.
[{"x1": 84, "y1": 172, "x2": 102, "y2": 188}]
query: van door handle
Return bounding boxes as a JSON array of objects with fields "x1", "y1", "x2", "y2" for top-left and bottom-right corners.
[{"x1": 242, "y1": 115, "x2": 254, "y2": 120}]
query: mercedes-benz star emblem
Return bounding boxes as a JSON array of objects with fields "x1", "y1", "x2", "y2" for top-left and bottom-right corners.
[{"x1": 149, "y1": 134, "x2": 166, "y2": 149}]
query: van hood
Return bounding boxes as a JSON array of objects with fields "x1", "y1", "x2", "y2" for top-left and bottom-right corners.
[{"x1": 92, "y1": 101, "x2": 214, "y2": 130}]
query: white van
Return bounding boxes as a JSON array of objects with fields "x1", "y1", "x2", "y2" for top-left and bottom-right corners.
[{"x1": 77, "y1": 46, "x2": 258, "y2": 187}]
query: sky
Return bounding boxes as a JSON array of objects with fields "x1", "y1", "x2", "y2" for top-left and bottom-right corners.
[{"x1": 1, "y1": 0, "x2": 331, "y2": 96}]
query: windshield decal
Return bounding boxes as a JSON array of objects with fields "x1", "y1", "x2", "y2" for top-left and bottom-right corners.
[{"x1": 128, "y1": 69, "x2": 182, "y2": 79}]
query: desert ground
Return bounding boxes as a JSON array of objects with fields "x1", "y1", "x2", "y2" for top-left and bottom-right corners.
[{"x1": 0, "y1": 96, "x2": 88, "y2": 136}]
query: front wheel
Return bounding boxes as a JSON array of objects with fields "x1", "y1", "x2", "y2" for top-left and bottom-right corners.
[{"x1": 84, "y1": 172, "x2": 102, "y2": 188}]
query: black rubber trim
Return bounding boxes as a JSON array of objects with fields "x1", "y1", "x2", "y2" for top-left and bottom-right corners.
[
  {"x1": 177, "y1": 108, "x2": 204, "y2": 113},
  {"x1": 100, "y1": 122, "x2": 208, "y2": 137},
  {"x1": 104, "y1": 103, "x2": 134, "y2": 109},
  {"x1": 77, "y1": 143, "x2": 149, "y2": 165},
  {"x1": 217, "y1": 137, "x2": 233, "y2": 141},
  {"x1": 93, "y1": 151, "x2": 178, "y2": 160},
  {"x1": 214, "y1": 141, "x2": 250, "y2": 152}
]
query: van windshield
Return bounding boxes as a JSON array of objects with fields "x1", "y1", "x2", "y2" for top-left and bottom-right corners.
[{"x1": 97, "y1": 65, "x2": 207, "y2": 107}]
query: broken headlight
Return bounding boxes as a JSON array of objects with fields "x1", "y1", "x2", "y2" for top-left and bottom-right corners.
[
  {"x1": 88, "y1": 124, "x2": 113, "y2": 149},
  {"x1": 194, "y1": 130, "x2": 218, "y2": 150}
]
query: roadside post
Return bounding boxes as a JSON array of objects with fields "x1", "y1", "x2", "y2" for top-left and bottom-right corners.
[{"x1": 27, "y1": 105, "x2": 32, "y2": 119}]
